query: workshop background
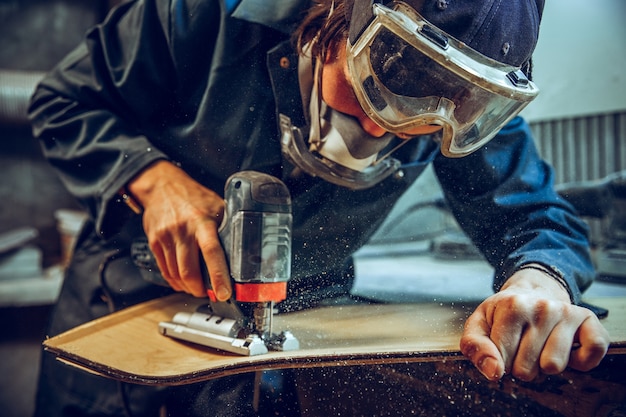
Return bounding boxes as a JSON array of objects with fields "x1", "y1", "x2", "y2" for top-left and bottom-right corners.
[{"x1": 1, "y1": 1, "x2": 625, "y2": 417}]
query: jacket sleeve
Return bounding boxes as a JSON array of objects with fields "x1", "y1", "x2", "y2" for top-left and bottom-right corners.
[
  {"x1": 27, "y1": 0, "x2": 218, "y2": 237},
  {"x1": 433, "y1": 116, "x2": 593, "y2": 304}
]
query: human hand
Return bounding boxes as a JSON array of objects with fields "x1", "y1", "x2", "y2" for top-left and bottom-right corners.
[
  {"x1": 459, "y1": 265, "x2": 610, "y2": 381},
  {"x1": 128, "y1": 160, "x2": 232, "y2": 300}
]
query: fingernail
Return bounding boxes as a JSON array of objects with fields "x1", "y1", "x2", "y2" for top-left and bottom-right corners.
[
  {"x1": 478, "y1": 357, "x2": 501, "y2": 380},
  {"x1": 216, "y1": 286, "x2": 231, "y2": 301}
]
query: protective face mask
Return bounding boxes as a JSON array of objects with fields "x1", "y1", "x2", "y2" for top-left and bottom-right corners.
[
  {"x1": 279, "y1": 52, "x2": 402, "y2": 190},
  {"x1": 309, "y1": 86, "x2": 396, "y2": 172},
  {"x1": 279, "y1": 102, "x2": 401, "y2": 190}
]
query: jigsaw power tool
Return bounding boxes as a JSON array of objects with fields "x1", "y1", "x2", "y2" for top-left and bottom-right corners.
[{"x1": 132, "y1": 171, "x2": 298, "y2": 356}]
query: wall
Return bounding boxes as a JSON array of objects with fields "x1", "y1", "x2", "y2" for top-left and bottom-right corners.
[
  {"x1": 521, "y1": 0, "x2": 626, "y2": 122},
  {"x1": 375, "y1": 0, "x2": 626, "y2": 245},
  {"x1": 0, "y1": 0, "x2": 108, "y2": 265},
  {"x1": 523, "y1": 1, "x2": 626, "y2": 184}
]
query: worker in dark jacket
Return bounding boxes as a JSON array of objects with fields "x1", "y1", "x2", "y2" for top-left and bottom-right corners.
[{"x1": 29, "y1": 0, "x2": 609, "y2": 415}]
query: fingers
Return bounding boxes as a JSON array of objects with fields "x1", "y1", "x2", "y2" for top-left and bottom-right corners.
[
  {"x1": 488, "y1": 298, "x2": 526, "y2": 375},
  {"x1": 460, "y1": 307, "x2": 506, "y2": 381},
  {"x1": 196, "y1": 222, "x2": 232, "y2": 301},
  {"x1": 462, "y1": 294, "x2": 610, "y2": 382},
  {"x1": 176, "y1": 243, "x2": 205, "y2": 297},
  {"x1": 138, "y1": 172, "x2": 228, "y2": 298},
  {"x1": 534, "y1": 307, "x2": 609, "y2": 375},
  {"x1": 538, "y1": 318, "x2": 578, "y2": 375},
  {"x1": 150, "y1": 234, "x2": 183, "y2": 291},
  {"x1": 150, "y1": 232, "x2": 202, "y2": 296},
  {"x1": 507, "y1": 299, "x2": 561, "y2": 380},
  {"x1": 568, "y1": 314, "x2": 610, "y2": 372},
  {"x1": 148, "y1": 220, "x2": 229, "y2": 299}
]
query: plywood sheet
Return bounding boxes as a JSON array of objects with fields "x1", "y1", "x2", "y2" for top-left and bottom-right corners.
[{"x1": 43, "y1": 294, "x2": 626, "y2": 386}]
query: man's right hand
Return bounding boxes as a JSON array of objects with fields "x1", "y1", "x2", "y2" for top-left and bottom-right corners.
[{"x1": 127, "y1": 160, "x2": 232, "y2": 300}]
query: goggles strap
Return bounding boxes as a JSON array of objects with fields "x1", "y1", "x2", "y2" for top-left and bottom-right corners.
[
  {"x1": 348, "y1": 0, "x2": 377, "y2": 45},
  {"x1": 308, "y1": 58, "x2": 324, "y2": 150},
  {"x1": 372, "y1": 137, "x2": 411, "y2": 166}
]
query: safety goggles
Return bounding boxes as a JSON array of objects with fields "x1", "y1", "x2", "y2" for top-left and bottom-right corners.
[{"x1": 347, "y1": 1, "x2": 539, "y2": 157}]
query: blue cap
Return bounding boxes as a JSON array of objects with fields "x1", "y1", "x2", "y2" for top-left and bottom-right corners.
[{"x1": 348, "y1": 0, "x2": 544, "y2": 68}]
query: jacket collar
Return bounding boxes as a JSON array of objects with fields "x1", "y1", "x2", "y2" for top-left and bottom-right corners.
[
  {"x1": 267, "y1": 41, "x2": 308, "y2": 128},
  {"x1": 230, "y1": 0, "x2": 311, "y2": 34}
]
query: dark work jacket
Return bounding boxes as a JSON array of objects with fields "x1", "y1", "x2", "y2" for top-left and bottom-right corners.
[{"x1": 29, "y1": 0, "x2": 593, "y2": 321}]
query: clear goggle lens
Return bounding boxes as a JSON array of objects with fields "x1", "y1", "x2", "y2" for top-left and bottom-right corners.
[{"x1": 347, "y1": 2, "x2": 539, "y2": 157}]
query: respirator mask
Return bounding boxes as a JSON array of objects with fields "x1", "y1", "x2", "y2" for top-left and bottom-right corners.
[{"x1": 280, "y1": 54, "x2": 402, "y2": 190}]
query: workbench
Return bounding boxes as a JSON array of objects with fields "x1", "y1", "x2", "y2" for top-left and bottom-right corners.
[{"x1": 43, "y1": 293, "x2": 626, "y2": 416}]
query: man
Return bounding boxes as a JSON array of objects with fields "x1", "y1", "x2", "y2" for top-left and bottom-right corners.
[{"x1": 29, "y1": 0, "x2": 609, "y2": 415}]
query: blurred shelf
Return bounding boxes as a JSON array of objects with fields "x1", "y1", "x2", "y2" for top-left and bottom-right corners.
[
  {"x1": 0, "y1": 266, "x2": 63, "y2": 307},
  {"x1": 353, "y1": 242, "x2": 626, "y2": 303}
]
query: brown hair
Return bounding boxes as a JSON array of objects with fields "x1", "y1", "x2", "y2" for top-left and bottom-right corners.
[{"x1": 293, "y1": 0, "x2": 349, "y2": 61}]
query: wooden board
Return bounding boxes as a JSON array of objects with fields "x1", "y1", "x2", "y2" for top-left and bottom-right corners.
[{"x1": 43, "y1": 294, "x2": 626, "y2": 386}]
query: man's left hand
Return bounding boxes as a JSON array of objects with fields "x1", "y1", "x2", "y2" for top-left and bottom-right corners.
[{"x1": 459, "y1": 266, "x2": 610, "y2": 381}]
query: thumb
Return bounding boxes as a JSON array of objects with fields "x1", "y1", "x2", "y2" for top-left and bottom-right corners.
[{"x1": 460, "y1": 310, "x2": 506, "y2": 381}]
